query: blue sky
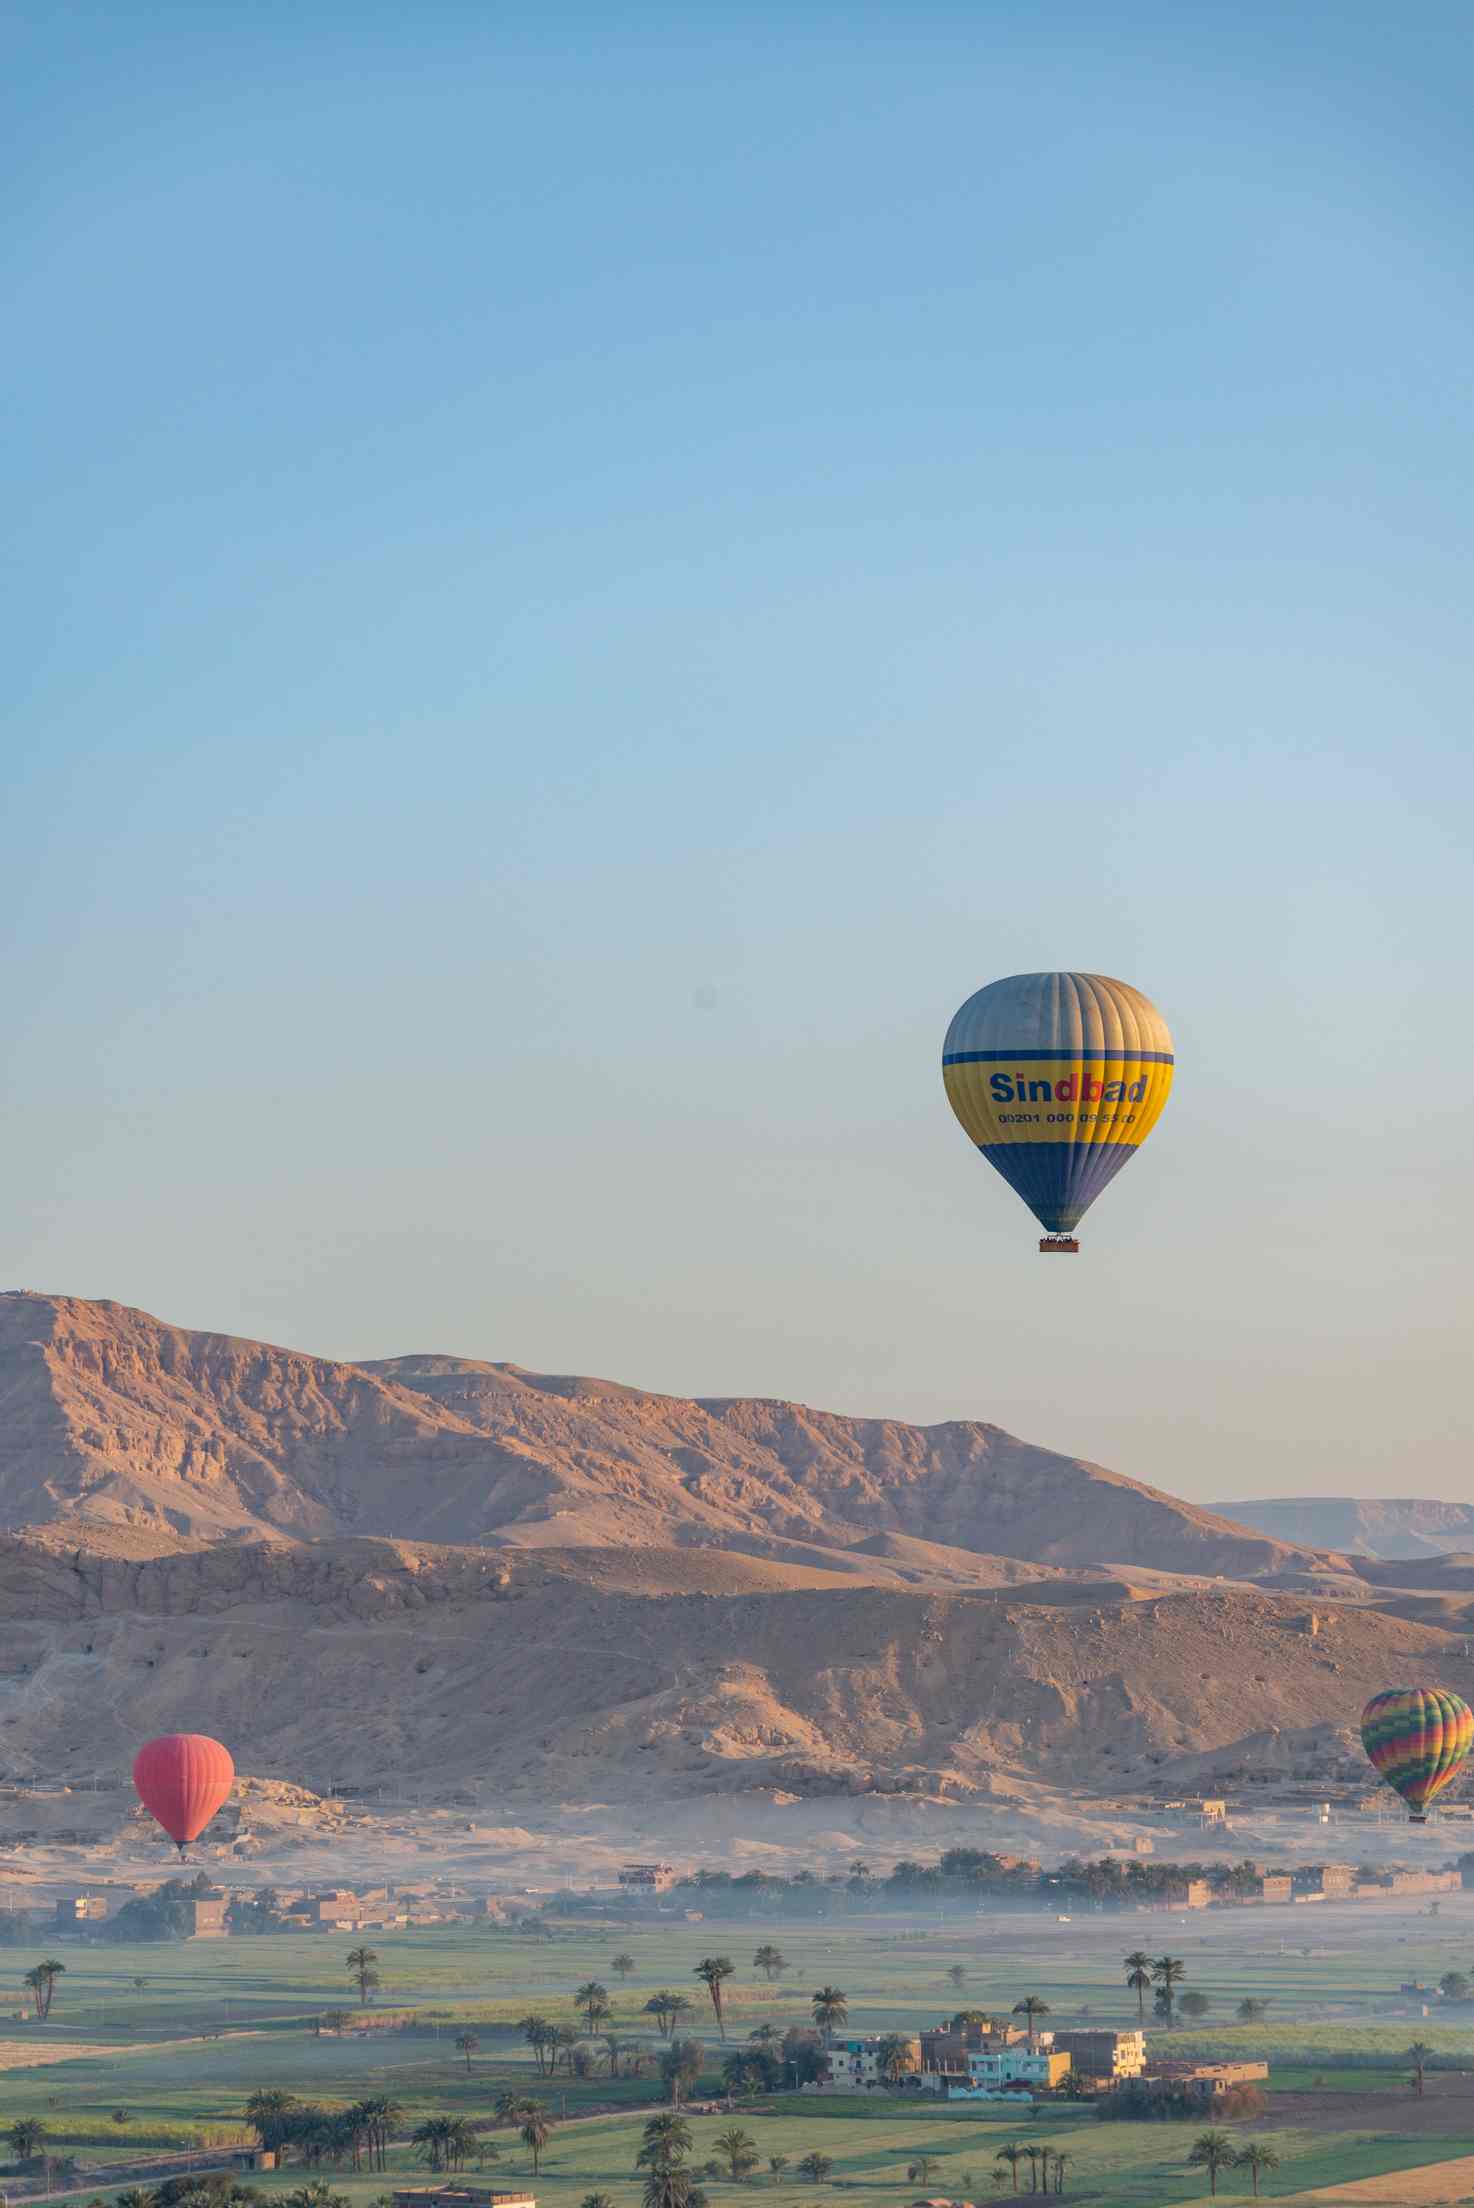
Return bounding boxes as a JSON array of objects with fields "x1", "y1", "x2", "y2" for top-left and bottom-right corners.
[{"x1": 6, "y1": 3, "x2": 1473, "y2": 1502}]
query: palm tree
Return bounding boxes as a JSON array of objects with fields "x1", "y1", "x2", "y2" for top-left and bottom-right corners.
[
  {"x1": 1409, "y1": 2041, "x2": 1433, "y2": 2097},
  {"x1": 1051, "y1": 2150, "x2": 1071, "y2": 2197},
  {"x1": 753, "y1": 1944, "x2": 788, "y2": 1981},
  {"x1": 245, "y1": 2091, "x2": 299, "y2": 2153},
  {"x1": 285, "y1": 2187, "x2": 351, "y2": 2208},
  {"x1": 445, "y1": 2119, "x2": 478, "y2": 2173},
  {"x1": 345, "y1": 1946, "x2": 380, "y2": 2006},
  {"x1": 1234, "y1": 2144, "x2": 1279, "y2": 2199},
  {"x1": 1124, "y1": 1951, "x2": 1153, "y2": 2023},
  {"x1": 877, "y1": 2034, "x2": 917, "y2": 2085},
  {"x1": 643, "y1": 2171, "x2": 706, "y2": 2208},
  {"x1": 994, "y1": 2142, "x2": 1024, "y2": 2195},
  {"x1": 749, "y1": 2024, "x2": 782, "y2": 2048},
  {"x1": 362, "y1": 2095, "x2": 400, "y2": 2172},
  {"x1": 1152, "y1": 1956, "x2": 1186, "y2": 2027},
  {"x1": 638, "y1": 2113, "x2": 694, "y2": 2170},
  {"x1": 810, "y1": 1986, "x2": 849, "y2": 2045},
  {"x1": 768, "y1": 2156, "x2": 788, "y2": 2185},
  {"x1": 662, "y1": 2040, "x2": 705, "y2": 2106},
  {"x1": 1023, "y1": 2147, "x2": 1041, "y2": 2194},
  {"x1": 1012, "y1": 1995, "x2": 1051, "y2": 2050},
  {"x1": 23, "y1": 1961, "x2": 65, "y2": 2019},
  {"x1": 7, "y1": 2118, "x2": 47, "y2": 2160},
  {"x1": 577, "y1": 1980, "x2": 612, "y2": 2032},
  {"x1": 1186, "y1": 2130, "x2": 1235, "y2": 2197},
  {"x1": 455, "y1": 2029, "x2": 480, "y2": 2072},
  {"x1": 1235, "y1": 1998, "x2": 1268, "y2": 2024},
  {"x1": 118, "y1": 2190, "x2": 154, "y2": 2208},
  {"x1": 645, "y1": 1993, "x2": 679, "y2": 2039},
  {"x1": 413, "y1": 2119, "x2": 456, "y2": 2172},
  {"x1": 613, "y1": 1954, "x2": 636, "y2": 1981},
  {"x1": 714, "y1": 2127, "x2": 758, "y2": 2179},
  {"x1": 695, "y1": 1957, "x2": 736, "y2": 2039},
  {"x1": 520, "y1": 2102, "x2": 553, "y2": 2175},
  {"x1": 583, "y1": 2196, "x2": 617, "y2": 2208},
  {"x1": 796, "y1": 2153, "x2": 833, "y2": 2183}
]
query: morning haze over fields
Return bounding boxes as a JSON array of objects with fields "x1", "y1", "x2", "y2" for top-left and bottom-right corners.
[{"x1": 7, "y1": 4, "x2": 1474, "y2": 2205}]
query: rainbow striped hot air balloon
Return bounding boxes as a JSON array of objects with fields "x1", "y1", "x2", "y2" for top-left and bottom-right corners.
[
  {"x1": 942, "y1": 971, "x2": 1174, "y2": 1252},
  {"x1": 1360, "y1": 1687, "x2": 1474, "y2": 1823}
]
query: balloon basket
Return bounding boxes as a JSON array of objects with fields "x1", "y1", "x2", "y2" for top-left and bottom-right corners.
[{"x1": 1038, "y1": 1237, "x2": 1080, "y2": 1254}]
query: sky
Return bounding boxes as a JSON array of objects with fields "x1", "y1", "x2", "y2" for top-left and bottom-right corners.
[{"x1": 6, "y1": 3, "x2": 1474, "y2": 1505}]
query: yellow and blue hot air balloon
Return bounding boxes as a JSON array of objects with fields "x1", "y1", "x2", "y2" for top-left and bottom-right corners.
[{"x1": 942, "y1": 971, "x2": 1174, "y2": 1252}]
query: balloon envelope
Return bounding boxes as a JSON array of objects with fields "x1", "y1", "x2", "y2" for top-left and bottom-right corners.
[
  {"x1": 132, "y1": 1733, "x2": 235, "y2": 1849},
  {"x1": 1360, "y1": 1687, "x2": 1473, "y2": 1821},
  {"x1": 942, "y1": 970, "x2": 1174, "y2": 1238}
]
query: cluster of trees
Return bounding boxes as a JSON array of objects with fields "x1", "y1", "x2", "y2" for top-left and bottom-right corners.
[
  {"x1": 640, "y1": 1848, "x2": 1465, "y2": 1918},
  {"x1": 242, "y1": 2089, "x2": 558, "y2": 2176},
  {"x1": 1119, "y1": 1950, "x2": 1270, "y2": 2028},
  {"x1": 22, "y1": 1957, "x2": 65, "y2": 2017},
  {"x1": 1186, "y1": 2131, "x2": 1279, "y2": 2198},
  {"x1": 225, "y1": 1888, "x2": 289, "y2": 1935},
  {"x1": 1097, "y1": 2084, "x2": 1266, "y2": 2125},
  {"x1": 245, "y1": 2090, "x2": 398, "y2": 2170},
  {"x1": 991, "y1": 2139, "x2": 1072, "y2": 2194},
  {"x1": 630, "y1": 2109, "x2": 836, "y2": 2208},
  {"x1": 102, "y1": 1874, "x2": 215, "y2": 1943}
]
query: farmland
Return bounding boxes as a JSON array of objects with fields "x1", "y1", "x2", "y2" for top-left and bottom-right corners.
[{"x1": 0, "y1": 1891, "x2": 1471, "y2": 2204}]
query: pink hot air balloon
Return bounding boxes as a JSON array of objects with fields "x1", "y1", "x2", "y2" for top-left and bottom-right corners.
[{"x1": 132, "y1": 1733, "x2": 235, "y2": 1854}]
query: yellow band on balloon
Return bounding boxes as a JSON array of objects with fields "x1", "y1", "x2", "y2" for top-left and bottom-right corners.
[{"x1": 942, "y1": 1057, "x2": 1175, "y2": 1149}]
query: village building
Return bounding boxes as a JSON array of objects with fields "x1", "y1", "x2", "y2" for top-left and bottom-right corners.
[
  {"x1": 1138, "y1": 2060, "x2": 1268, "y2": 2100},
  {"x1": 929, "y1": 2045, "x2": 1071, "y2": 2099},
  {"x1": 391, "y1": 2191, "x2": 535, "y2": 2208},
  {"x1": 1050, "y1": 2028, "x2": 1146, "y2": 2083},
  {"x1": 617, "y1": 1863, "x2": 678, "y2": 1893},
  {"x1": 53, "y1": 1893, "x2": 113, "y2": 1924},
  {"x1": 803, "y1": 2035, "x2": 922, "y2": 2092}
]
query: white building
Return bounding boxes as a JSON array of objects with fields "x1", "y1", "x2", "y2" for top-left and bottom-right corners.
[
  {"x1": 925, "y1": 2044, "x2": 1070, "y2": 2099},
  {"x1": 803, "y1": 2035, "x2": 921, "y2": 2092}
]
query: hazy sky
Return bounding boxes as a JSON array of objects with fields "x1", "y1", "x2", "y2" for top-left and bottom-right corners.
[{"x1": 8, "y1": 4, "x2": 1474, "y2": 1505}]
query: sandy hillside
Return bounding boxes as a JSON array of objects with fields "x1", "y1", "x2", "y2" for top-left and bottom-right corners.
[
  {"x1": 0, "y1": 1292, "x2": 1326, "y2": 1577},
  {"x1": 0, "y1": 1528, "x2": 1461, "y2": 1807}
]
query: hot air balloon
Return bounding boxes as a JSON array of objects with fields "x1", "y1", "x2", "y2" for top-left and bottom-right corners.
[
  {"x1": 1360, "y1": 1687, "x2": 1473, "y2": 1823},
  {"x1": 132, "y1": 1733, "x2": 235, "y2": 1855},
  {"x1": 942, "y1": 970, "x2": 1174, "y2": 1251}
]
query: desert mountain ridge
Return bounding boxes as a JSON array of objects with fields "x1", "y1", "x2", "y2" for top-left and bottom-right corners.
[
  {"x1": 1, "y1": 1294, "x2": 1469, "y2": 1816},
  {"x1": 1215, "y1": 1494, "x2": 1474, "y2": 1560},
  {"x1": 2, "y1": 1290, "x2": 1329, "y2": 1579},
  {"x1": 0, "y1": 1527, "x2": 1463, "y2": 1810}
]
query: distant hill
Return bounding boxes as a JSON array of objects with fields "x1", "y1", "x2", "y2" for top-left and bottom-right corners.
[
  {"x1": 1214, "y1": 1495, "x2": 1474, "y2": 1559},
  {"x1": 0, "y1": 1291, "x2": 1326, "y2": 1578}
]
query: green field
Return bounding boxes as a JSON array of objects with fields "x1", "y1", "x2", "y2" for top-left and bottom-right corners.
[{"x1": 0, "y1": 1899, "x2": 1471, "y2": 2206}]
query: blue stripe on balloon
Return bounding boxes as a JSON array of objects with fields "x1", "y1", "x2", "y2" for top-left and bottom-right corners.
[
  {"x1": 943, "y1": 1049, "x2": 1175, "y2": 1065},
  {"x1": 978, "y1": 1139, "x2": 1141, "y2": 1233}
]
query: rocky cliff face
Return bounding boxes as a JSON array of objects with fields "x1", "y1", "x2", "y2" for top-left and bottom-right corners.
[
  {"x1": 0, "y1": 1293, "x2": 1316, "y2": 1578},
  {"x1": 0, "y1": 1531, "x2": 1453, "y2": 1804}
]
